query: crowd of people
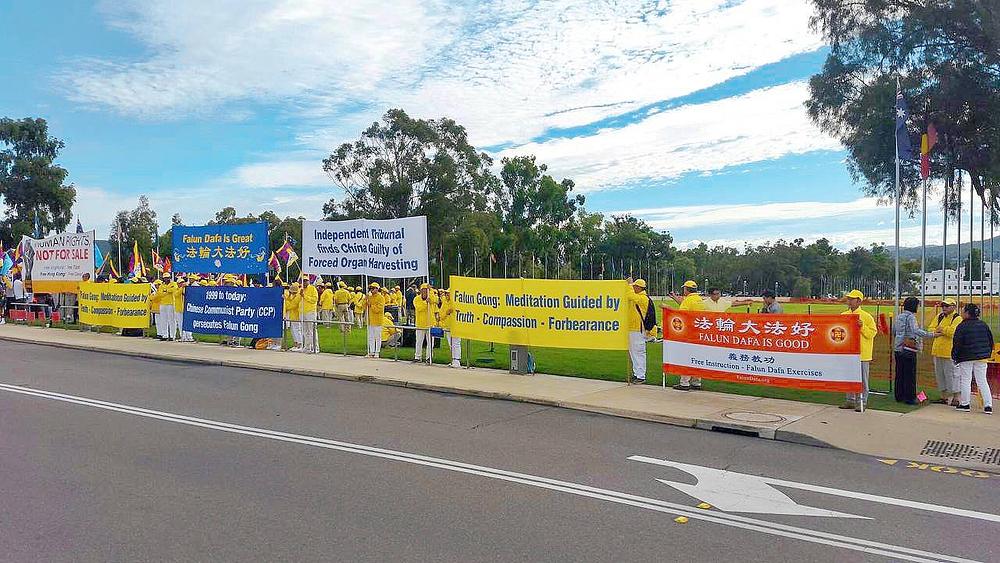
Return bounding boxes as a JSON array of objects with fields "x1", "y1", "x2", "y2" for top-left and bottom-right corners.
[
  {"x1": 625, "y1": 279, "x2": 994, "y2": 414},
  {"x1": 40, "y1": 272, "x2": 467, "y2": 368},
  {"x1": 3, "y1": 270, "x2": 996, "y2": 411}
]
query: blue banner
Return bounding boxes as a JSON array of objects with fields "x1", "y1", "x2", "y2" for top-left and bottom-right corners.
[
  {"x1": 172, "y1": 223, "x2": 269, "y2": 274},
  {"x1": 182, "y1": 286, "x2": 283, "y2": 339}
]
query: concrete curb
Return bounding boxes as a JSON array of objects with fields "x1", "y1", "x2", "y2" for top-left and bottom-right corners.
[{"x1": 0, "y1": 332, "x2": 834, "y2": 450}]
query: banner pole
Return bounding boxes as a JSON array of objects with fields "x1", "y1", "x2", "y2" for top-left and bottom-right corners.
[{"x1": 920, "y1": 176, "x2": 927, "y2": 322}]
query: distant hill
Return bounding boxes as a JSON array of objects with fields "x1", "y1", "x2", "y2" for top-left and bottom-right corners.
[{"x1": 891, "y1": 236, "x2": 1000, "y2": 265}]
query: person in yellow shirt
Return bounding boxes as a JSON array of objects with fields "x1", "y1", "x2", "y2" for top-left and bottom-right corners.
[
  {"x1": 381, "y1": 312, "x2": 401, "y2": 347},
  {"x1": 840, "y1": 290, "x2": 878, "y2": 411},
  {"x1": 150, "y1": 278, "x2": 165, "y2": 339},
  {"x1": 671, "y1": 280, "x2": 705, "y2": 390},
  {"x1": 301, "y1": 276, "x2": 319, "y2": 353},
  {"x1": 159, "y1": 273, "x2": 178, "y2": 341},
  {"x1": 627, "y1": 279, "x2": 654, "y2": 384},
  {"x1": 927, "y1": 297, "x2": 961, "y2": 406},
  {"x1": 286, "y1": 282, "x2": 303, "y2": 350},
  {"x1": 175, "y1": 278, "x2": 195, "y2": 342},
  {"x1": 412, "y1": 283, "x2": 436, "y2": 363},
  {"x1": 353, "y1": 287, "x2": 365, "y2": 328},
  {"x1": 331, "y1": 281, "x2": 351, "y2": 332},
  {"x1": 319, "y1": 282, "x2": 334, "y2": 322},
  {"x1": 437, "y1": 288, "x2": 461, "y2": 367},
  {"x1": 366, "y1": 282, "x2": 387, "y2": 357}
]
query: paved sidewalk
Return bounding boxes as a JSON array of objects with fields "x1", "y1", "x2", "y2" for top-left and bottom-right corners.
[{"x1": 2, "y1": 323, "x2": 999, "y2": 472}]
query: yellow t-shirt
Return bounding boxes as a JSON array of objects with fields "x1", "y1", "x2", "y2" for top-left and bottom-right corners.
[
  {"x1": 627, "y1": 291, "x2": 651, "y2": 332},
  {"x1": 678, "y1": 293, "x2": 705, "y2": 311},
  {"x1": 367, "y1": 292, "x2": 386, "y2": 326},
  {"x1": 841, "y1": 308, "x2": 877, "y2": 362},
  {"x1": 319, "y1": 288, "x2": 334, "y2": 310}
]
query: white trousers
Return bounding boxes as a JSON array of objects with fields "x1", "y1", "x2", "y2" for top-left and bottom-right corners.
[
  {"x1": 302, "y1": 311, "x2": 317, "y2": 352},
  {"x1": 415, "y1": 328, "x2": 433, "y2": 361},
  {"x1": 367, "y1": 324, "x2": 382, "y2": 356},
  {"x1": 175, "y1": 310, "x2": 192, "y2": 341},
  {"x1": 956, "y1": 361, "x2": 994, "y2": 408},
  {"x1": 160, "y1": 304, "x2": 176, "y2": 339},
  {"x1": 448, "y1": 333, "x2": 461, "y2": 366},
  {"x1": 628, "y1": 331, "x2": 647, "y2": 380},
  {"x1": 154, "y1": 312, "x2": 166, "y2": 338},
  {"x1": 291, "y1": 321, "x2": 303, "y2": 347}
]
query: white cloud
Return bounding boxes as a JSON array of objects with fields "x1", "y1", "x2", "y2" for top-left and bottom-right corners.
[
  {"x1": 497, "y1": 82, "x2": 842, "y2": 191},
  {"x1": 230, "y1": 160, "x2": 329, "y2": 188},
  {"x1": 66, "y1": 0, "x2": 824, "y2": 149},
  {"x1": 616, "y1": 197, "x2": 880, "y2": 231}
]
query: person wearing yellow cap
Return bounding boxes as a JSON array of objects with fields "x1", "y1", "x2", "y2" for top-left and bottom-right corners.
[
  {"x1": 437, "y1": 288, "x2": 461, "y2": 367},
  {"x1": 413, "y1": 282, "x2": 436, "y2": 363},
  {"x1": 381, "y1": 312, "x2": 401, "y2": 348},
  {"x1": 353, "y1": 287, "x2": 366, "y2": 328},
  {"x1": 160, "y1": 274, "x2": 178, "y2": 341},
  {"x1": 301, "y1": 276, "x2": 319, "y2": 352},
  {"x1": 175, "y1": 277, "x2": 194, "y2": 342},
  {"x1": 319, "y1": 282, "x2": 334, "y2": 323},
  {"x1": 626, "y1": 278, "x2": 655, "y2": 383},
  {"x1": 840, "y1": 290, "x2": 877, "y2": 411},
  {"x1": 287, "y1": 281, "x2": 303, "y2": 351},
  {"x1": 332, "y1": 281, "x2": 352, "y2": 333},
  {"x1": 366, "y1": 282, "x2": 386, "y2": 357},
  {"x1": 670, "y1": 280, "x2": 705, "y2": 390},
  {"x1": 927, "y1": 297, "x2": 961, "y2": 405},
  {"x1": 150, "y1": 278, "x2": 165, "y2": 340}
]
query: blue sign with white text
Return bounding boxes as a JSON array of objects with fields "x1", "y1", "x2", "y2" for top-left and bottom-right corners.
[
  {"x1": 182, "y1": 286, "x2": 283, "y2": 339},
  {"x1": 172, "y1": 223, "x2": 269, "y2": 274}
]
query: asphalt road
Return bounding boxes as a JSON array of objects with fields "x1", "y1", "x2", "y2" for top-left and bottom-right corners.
[{"x1": 1, "y1": 340, "x2": 997, "y2": 562}]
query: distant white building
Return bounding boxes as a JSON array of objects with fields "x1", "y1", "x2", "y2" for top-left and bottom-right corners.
[{"x1": 921, "y1": 262, "x2": 1000, "y2": 295}]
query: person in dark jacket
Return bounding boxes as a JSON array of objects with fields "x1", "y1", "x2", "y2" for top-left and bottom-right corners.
[
  {"x1": 951, "y1": 303, "x2": 994, "y2": 414},
  {"x1": 893, "y1": 296, "x2": 935, "y2": 404}
]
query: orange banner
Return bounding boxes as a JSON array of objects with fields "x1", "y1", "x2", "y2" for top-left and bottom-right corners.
[{"x1": 662, "y1": 310, "x2": 862, "y2": 393}]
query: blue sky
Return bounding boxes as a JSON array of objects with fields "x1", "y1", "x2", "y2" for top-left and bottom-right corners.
[{"x1": 0, "y1": 0, "x2": 946, "y2": 250}]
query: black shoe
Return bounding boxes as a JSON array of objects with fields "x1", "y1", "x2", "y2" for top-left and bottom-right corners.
[
  {"x1": 956, "y1": 404, "x2": 971, "y2": 412},
  {"x1": 690, "y1": 385, "x2": 702, "y2": 391},
  {"x1": 628, "y1": 376, "x2": 645, "y2": 384},
  {"x1": 905, "y1": 400, "x2": 917, "y2": 405},
  {"x1": 673, "y1": 384, "x2": 691, "y2": 391},
  {"x1": 986, "y1": 406, "x2": 993, "y2": 415}
]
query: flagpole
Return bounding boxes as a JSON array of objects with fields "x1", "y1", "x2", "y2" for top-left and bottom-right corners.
[
  {"x1": 970, "y1": 177, "x2": 974, "y2": 304},
  {"x1": 942, "y1": 179, "x2": 948, "y2": 300},
  {"x1": 958, "y1": 173, "x2": 962, "y2": 301},
  {"x1": 894, "y1": 105, "x2": 901, "y2": 318},
  {"x1": 117, "y1": 217, "x2": 123, "y2": 281},
  {"x1": 920, "y1": 174, "x2": 927, "y2": 322}
]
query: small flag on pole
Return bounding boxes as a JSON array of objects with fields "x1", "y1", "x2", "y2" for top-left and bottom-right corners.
[{"x1": 76, "y1": 218, "x2": 84, "y2": 233}]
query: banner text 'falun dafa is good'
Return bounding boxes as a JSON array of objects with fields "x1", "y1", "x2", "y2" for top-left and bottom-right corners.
[{"x1": 449, "y1": 277, "x2": 630, "y2": 350}]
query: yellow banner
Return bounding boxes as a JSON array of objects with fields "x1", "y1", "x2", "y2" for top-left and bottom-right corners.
[
  {"x1": 449, "y1": 276, "x2": 630, "y2": 350},
  {"x1": 78, "y1": 281, "x2": 151, "y2": 328}
]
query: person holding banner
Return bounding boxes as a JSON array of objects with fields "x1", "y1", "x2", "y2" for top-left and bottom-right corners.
[
  {"x1": 627, "y1": 279, "x2": 655, "y2": 384},
  {"x1": 840, "y1": 290, "x2": 877, "y2": 411},
  {"x1": 413, "y1": 283, "x2": 436, "y2": 363},
  {"x1": 301, "y1": 276, "x2": 319, "y2": 353},
  {"x1": 176, "y1": 278, "x2": 193, "y2": 342},
  {"x1": 160, "y1": 273, "x2": 177, "y2": 341},
  {"x1": 366, "y1": 282, "x2": 386, "y2": 358},
  {"x1": 671, "y1": 280, "x2": 705, "y2": 391},
  {"x1": 438, "y1": 288, "x2": 461, "y2": 368},
  {"x1": 287, "y1": 282, "x2": 303, "y2": 351},
  {"x1": 151, "y1": 278, "x2": 165, "y2": 339}
]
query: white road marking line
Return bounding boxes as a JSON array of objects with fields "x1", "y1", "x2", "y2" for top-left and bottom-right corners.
[
  {"x1": 631, "y1": 455, "x2": 1000, "y2": 524},
  {"x1": 0, "y1": 383, "x2": 979, "y2": 563}
]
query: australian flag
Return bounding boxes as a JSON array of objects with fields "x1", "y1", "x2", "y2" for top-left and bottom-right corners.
[{"x1": 895, "y1": 91, "x2": 914, "y2": 161}]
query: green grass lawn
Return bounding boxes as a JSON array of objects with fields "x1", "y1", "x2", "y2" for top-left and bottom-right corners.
[{"x1": 33, "y1": 312, "x2": 928, "y2": 413}]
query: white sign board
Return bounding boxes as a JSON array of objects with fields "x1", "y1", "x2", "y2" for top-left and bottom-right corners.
[
  {"x1": 21, "y1": 230, "x2": 95, "y2": 292},
  {"x1": 301, "y1": 217, "x2": 429, "y2": 278}
]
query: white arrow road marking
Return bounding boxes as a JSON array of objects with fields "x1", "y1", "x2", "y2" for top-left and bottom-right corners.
[
  {"x1": 631, "y1": 455, "x2": 1000, "y2": 524},
  {"x1": 0, "y1": 383, "x2": 982, "y2": 563}
]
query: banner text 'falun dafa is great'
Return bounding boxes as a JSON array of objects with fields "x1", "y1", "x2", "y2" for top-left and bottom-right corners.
[
  {"x1": 449, "y1": 277, "x2": 630, "y2": 350},
  {"x1": 78, "y1": 281, "x2": 151, "y2": 329}
]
